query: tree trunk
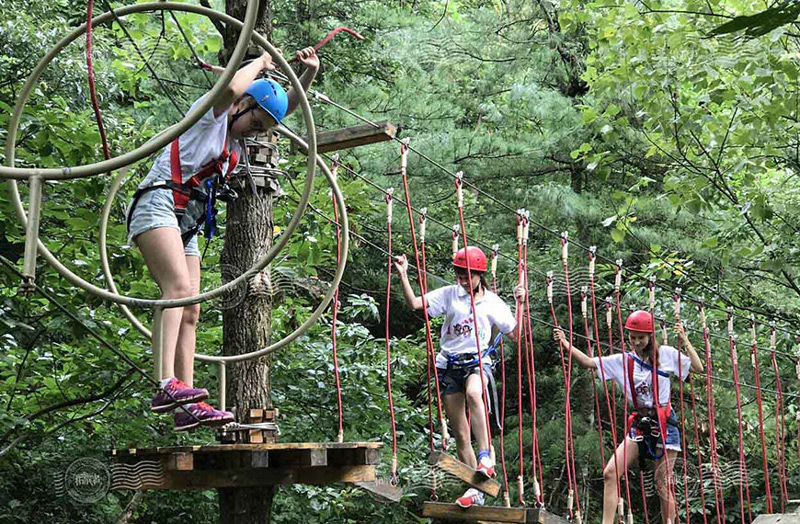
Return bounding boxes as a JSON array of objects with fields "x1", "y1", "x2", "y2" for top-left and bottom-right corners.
[{"x1": 218, "y1": 1, "x2": 275, "y2": 523}]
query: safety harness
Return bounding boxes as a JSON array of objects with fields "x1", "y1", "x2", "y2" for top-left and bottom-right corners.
[
  {"x1": 445, "y1": 332, "x2": 504, "y2": 428},
  {"x1": 127, "y1": 137, "x2": 239, "y2": 245},
  {"x1": 625, "y1": 352, "x2": 678, "y2": 460}
]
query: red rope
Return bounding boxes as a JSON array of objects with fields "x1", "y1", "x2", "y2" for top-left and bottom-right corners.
[
  {"x1": 384, "y1": 190, "x2": 398, "y2": 481},
  {"x1": 398, "y1": 141, "x2": 446, "y2": 454},
  {"x1": 750, "y1": 319, "x2": 773, "y2": 514},
  {"x1": 673, "y1": 295, "x2": 692, "y2": 524},
  {"x1": 587, "y1": 253, "x2": 625, "y2": 521},
  {"x1": 491, "y1": 249, "x2": 511, "y2": 505},
  {"x1": 330, "y1": 161, "x2": 345, "y2": 442},
  {"x1": 699, "y1": 303, "x2": 726, "y2": 524},
  {"x1": 516, "y1": 216, "x2": 527, "y2": 504},
  {"x1": 687, "y1": 375, "x2": 709, "y2": 524},
  {"x1": 86, "y1": 0, "x2": 111, "y2": 162},
  {"x1": 769, "y1": 325, "x2": 789, "y2": 512},
  {"x1": 581, "y1": 288, "x2": 607, "y2": 470},
  {"x1": 796, "y1": 336, "x2": 800, "y2": 480},
  {"x1": 522, "y1": 234, "x2": 544, "y2": 505},
  {"x1": 613, "y1": 265, "x2": 635, "y2": 523},
  {"x1": 453, "y1": 175, "x2": 494, "y2": 451},
  {"x1": 726, "y1": 311, "x2": 752, "y2": 524}
]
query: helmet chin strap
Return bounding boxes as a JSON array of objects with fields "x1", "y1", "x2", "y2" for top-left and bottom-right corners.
[{"x1": 229, "y1": 99, "x2": 257, "y2": 132}]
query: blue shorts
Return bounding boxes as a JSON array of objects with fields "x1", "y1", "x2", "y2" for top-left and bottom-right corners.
[
  {"x1": 629, "y1": 421, "x2": 681, "y2": 452},
  {"x1": 436, "y1": 362, "x2": 493, "y2": 396},
  {"x1": 127, "y1": 187, "x2": 200, "y2": 257}
]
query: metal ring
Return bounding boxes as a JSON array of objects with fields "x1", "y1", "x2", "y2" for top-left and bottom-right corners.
[
  {"x1": 100, "y1": 126, "x2": 348, "y2": 363},
  {"x1": 7, "y1": 2, "x2": 318, "y2": 310},
  {"x1": 1, "y1": 2, "x2": 256, "y2": 181}
]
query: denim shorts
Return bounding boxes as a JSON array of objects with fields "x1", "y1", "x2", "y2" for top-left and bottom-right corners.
[
  {"x1": 127, "y1": 187, "x2": 200, "y2": 257},
  {"x1": 629, "y1": 421, "x2": 681, "y2": 452},
  {"x1": 436, "y1": 362, "x2": 494, "y2": 396}
]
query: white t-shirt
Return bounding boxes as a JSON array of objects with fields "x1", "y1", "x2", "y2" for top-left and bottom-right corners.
[
  {"x1": 138, "y1": 95, "x2": 240, "y2": 233},
  {"x1": 424, "y1": 285, "x2": 517, "y2": 369},
  {"x1": 592, "y1": 346, "x2": 691, "y2": 408}
]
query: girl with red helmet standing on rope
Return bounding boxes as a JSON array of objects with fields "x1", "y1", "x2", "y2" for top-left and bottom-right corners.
[
  {"x1": 554, "y1": 311, "x2": 703, "y2": 524},
  {"x1": 127, "y1": 48, "x2": 320, "y2": 431},
  {"x1": 394, "y1": 246, "x2": 526, "y2": 508}
]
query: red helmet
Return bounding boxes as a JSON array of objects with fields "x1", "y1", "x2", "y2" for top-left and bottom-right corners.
[
  {"x1": 453, "y1": 246, "x2": 487, "y2": 272},
  {"x1": 625, "y1": 310, "x2": 654, "y2": 333}
]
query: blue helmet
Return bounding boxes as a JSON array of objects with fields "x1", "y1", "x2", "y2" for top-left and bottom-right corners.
[{"x1": 244, "y1": 78, "x2": 288, "y2": 123}]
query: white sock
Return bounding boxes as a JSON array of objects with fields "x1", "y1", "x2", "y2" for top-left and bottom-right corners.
[{"x1": 160, "y1": 377, "x2": 175, "y2": 388}]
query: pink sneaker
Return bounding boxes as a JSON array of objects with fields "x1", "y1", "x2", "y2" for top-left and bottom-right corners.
[
  {"x1": 476, "y1": 455, "x2": 496, "y2": 478},
  {"x1": 150, "y1": 378, "x2": 208, "y2": 413},
  {"x1": 173, "y1": 402, "x2": 234, "y2": 432}
]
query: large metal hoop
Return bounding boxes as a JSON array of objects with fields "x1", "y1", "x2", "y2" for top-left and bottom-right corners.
[
  {"x1": 101, "y1": 126, "x2": 348, "y2": 362},
  {"x1": 7, "y1": 2, "x2": 318, "y2": 310}
]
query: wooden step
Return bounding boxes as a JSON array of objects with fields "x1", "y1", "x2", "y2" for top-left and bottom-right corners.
[
  {"x1": 422, "y1": 502, "x2": 568, "y2": 524},
  {"x1": 428, "y1": 451, "x2": 501, "y2": 497}
]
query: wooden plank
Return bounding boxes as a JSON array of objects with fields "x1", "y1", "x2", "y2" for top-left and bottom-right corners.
[
  {"x1": 327, "y1": 447, "x2": 381, "y2": 466},
  {"x1": 164, "y1": 452, "x2": 194, "y2": 471},
  {"x1": 429, "y1": 451, "x2": 501, "y2": 497},
  {"x1": 129, "y1": 465, "x2": 376, "y2": 490},
  {"x1": 421, "y1": 502, "x2": 537, "y2": 523},
  {"x1": 111, "y1": 441, "x2": 381, "y2": 457},
  {"x1": 308, "y1": 122, "x2": 397, "y2": 153},
  {"x1": 269, "y1": 448, "x2": 327, "y2": 467},
  {"x1": 353, "y1": 480, "x2": 404, "y2": 502}
]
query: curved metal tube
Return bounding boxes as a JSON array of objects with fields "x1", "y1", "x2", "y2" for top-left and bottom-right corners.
[
  {"x1": 1, "y1": 2, "x2": 255, "y2": 181},
  {"x1": 99, "y1": 127, "x2": 349, "y2": 362},
  {"x1": 7, "y1": 2, "x2": 318, "y2": 310}
]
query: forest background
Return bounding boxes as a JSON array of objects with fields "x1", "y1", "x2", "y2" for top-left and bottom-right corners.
[{"x1": 2, "y1": 0, "x2": 800, "y2": 522}]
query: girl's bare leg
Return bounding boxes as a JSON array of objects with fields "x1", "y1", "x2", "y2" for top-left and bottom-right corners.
[
  {"x1": 602, "y1": 438, "x2": 639, "y2": 524},
  {"x1": 174, "y1": 255, "x2": 201, "y2": 386},
  {"x1": 135, "y1": 228, "x2": 194, "y2": 381},
  {"x1": 656, "y1": 449, "x2": 679, "y2": 524},
  {"x1": 465, "y1": 373, "x2": 490, "y2": 453},
  {"x1": 444, "y1": 392, "x2": 476, "y2": 468}
]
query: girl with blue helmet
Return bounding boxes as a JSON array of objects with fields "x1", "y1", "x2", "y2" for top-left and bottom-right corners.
[{"x1": 127, "y1": 47, "x2": 319, "y2": 431}]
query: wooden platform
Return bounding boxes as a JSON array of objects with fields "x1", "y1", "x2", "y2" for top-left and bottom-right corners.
[
  {"x1": 110, "y1": 442, "x2": 381, "y2": 490},
  {"x1": 311, "y1": 121, "x2": 397, "y2": 153},
  {"x1": 422, "y1": 502, "x2": 568, "y2": 524},
  {"x1": 429, "y1": 451, "x2": 501, "y2": 497}
]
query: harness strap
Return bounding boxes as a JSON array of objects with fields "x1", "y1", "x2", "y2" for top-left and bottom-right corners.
[
  {"x1": 170, "y1": 138, "x2": 239, "y2": 210},
  {"x1": 626, "y1": 353, "x2": 672, "y2": 436}
]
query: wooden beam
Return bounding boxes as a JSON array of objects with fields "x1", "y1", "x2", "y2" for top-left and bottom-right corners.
[
  {"x1": 353, "y1": 480, "x2": 404, "y2": 502},
  {"x1": 135, "y1": 465, "x2": 376, "y2": 490},
  {"x1": 429, "y1": 451, "x2": 501, "y2": 497},
  {"x1": 309, "y1": 121, "x2": 397, "y2": 153},
  {"x1": 421, "y1": 502, "x2": 534, "y2": 523},
  {"x1": 111, "y1": 441, "x2": 381, "y2": 457}
]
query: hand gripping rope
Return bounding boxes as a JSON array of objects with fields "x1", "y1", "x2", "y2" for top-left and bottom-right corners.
[
  {"x1": 398, "y1": 140, "x2": 447, "y2": 454},
  {"x1": 699, "y1": 302, "x2": 726, "y2": 524},
  {"x1": 452, "y1": 173, "x2": 494, "y2": 461},
  {"x1": 750, "y1": 316, "x2": 773, "y2": 513},
  {"x1": 490, "y1": 245, "x2": 512, "y2": 508},
  {"x1": 612, "y1": 263, "x2": 634, "y2": 524},
  {"x1": 587, "y1": 249, "x2": 625, "y2": 523},
  {"x1": 384, "y1": 188, "x2": 399, "y2": 483},
  {"x1": 330, "y1": 158, "x2": 345, "y2": 443},
  {"x1": 768, "y1": 324, "x2": 790, "y2": 511},
  {"x1": 726, "y1": 308, "x2": 753, "y2": 524}
]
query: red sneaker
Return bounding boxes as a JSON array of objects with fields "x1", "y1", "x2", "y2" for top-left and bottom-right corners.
[
  {"x1": 476, "y1": 456, "x2": 496, "y2": 478},
  {"x1": 456, "y1": 488, "x2": 485, "y2": 508}
]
